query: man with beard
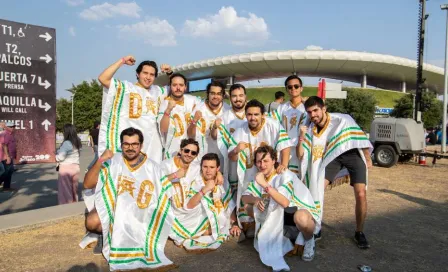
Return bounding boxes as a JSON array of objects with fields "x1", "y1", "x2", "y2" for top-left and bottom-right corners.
[
  {"x1": 297, "y1": 96, "x2": 373, "y2": 249},
  {"x1": 242, "y1": 146, "x2": 320, "y2": 270},
  {"x1": 83, "y1": 127, "x2": 175, "y2": 271},
  {"x1": 158, "y1": 74, "x2": 202, "y2": 159},
  {"x1": 159, "y1": 139, "x2": 202, "y2": 244},
  {"x1": 269, "y1": 75, "x2": 309, "y2": 177},
  {"x1": 214, "y1": 83, "x2": 248, "y2": 237},
  {"x1": 97, "y1": 55, "x2": 172, "y2": 163},
  {"x1": 187, "y1": 81, "x2": 230, "y2": 159},
  {"x1": 172, "y1": 153, "x2": 233, "y2": 251},
  {"x1": 228, "y1": 99, "x2": 294, "y2": 239}
]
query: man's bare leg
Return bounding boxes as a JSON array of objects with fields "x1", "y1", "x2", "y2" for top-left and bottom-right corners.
[{"x1": 85, "y1": 208, "x2": 102, "y2": 233}]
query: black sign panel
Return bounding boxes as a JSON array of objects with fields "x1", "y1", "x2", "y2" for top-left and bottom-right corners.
[{"x1": 0, "y1": 19, "x2": 56, "y2": 163}]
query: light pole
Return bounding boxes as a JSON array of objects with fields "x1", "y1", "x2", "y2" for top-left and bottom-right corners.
[
  {"x1": 67, "y1": 88, "x2": 76, "y2": 125},
  {"x1": 441, "y1": 4, "x2": 448, "y2": 153}
]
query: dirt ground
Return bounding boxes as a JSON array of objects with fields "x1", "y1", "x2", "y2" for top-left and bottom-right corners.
[{"x1": 1, "y1": 159, "x2": 447, "y2": 272}]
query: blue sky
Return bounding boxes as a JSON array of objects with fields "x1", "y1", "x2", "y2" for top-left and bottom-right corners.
[{"x1": 1, "y1": 0, "x2": 448, "y2": 98}]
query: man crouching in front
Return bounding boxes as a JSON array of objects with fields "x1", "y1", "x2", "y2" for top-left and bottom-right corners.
[
  {"x1": 83, "y1": 127, "x2": 175, "y2": 271},
  {"x1": 242, "y1": 146, "x2": 320, "y2": 271}
]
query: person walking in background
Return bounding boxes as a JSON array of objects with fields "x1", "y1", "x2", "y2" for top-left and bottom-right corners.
[
  {"x1": 86, "y1": 121, "x2": 100, "y2": 170},
  {"x1": 0, "y1": 121, "x2": 17, "y2": 192},
  {"x1": 265, "y1": 91, "x2": 285, "y2": 113},
  {"x1": 56, "y1": 124, "x2": 82, "y2": 204}
]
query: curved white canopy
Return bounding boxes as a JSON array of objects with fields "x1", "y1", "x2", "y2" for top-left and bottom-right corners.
[{"x1": 156, "y1": 50, "x2": 444, "y2": 93}]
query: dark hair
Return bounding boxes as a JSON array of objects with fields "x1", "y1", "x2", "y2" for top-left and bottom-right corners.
[
  {"x1": 245, "y1": 99, "x2": 265, "y2": 115},
  {"x1": 180, "y1": 138, "x2": 200, "y2": 153},
  {"x1": 304, "y1": 96, "x2": 325, "y2": 109},
  {"x1": 254, "y1": 145, "x2": 279, "y2": 169},
  {"x1": 201, "y1": 153, "x2": 220, "y2": 168},
  {"x1": 63, "y1": 124, "x2": 82, "y2": 151},
  {"x1": 136, "y1": 61, "x2": 158, "y2": 80},
  {"x1": 284, "y1": 75, "x2": 303, "y2": 87},
  {"x1": 94, "y1": 121, "x2": 100, "y2": 129},
  {"x1": 275, "y1": 91, "x2": 285, "y2": 100},
  {"x1": 120, "y1": 127, "x2": 144, "y2": 144},
  {"x1": 206, "y1": 81, "x2": 225, "y2": 100},
  {"x1": 229, "y1": 83, "x2": 246, "y2": 96},
  {"x1": 169, "y1": 73, "x2": 188, "y2": 86}
]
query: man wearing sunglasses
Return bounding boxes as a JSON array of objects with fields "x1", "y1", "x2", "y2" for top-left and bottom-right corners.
[
  {"x1": 97, "y1": 55, "x2": 173, "y2": 164},
  {"x1": 160, "y1": 139, "x2": 201, "y2": 245},
  {"x1": 82, "y1": 127, "x2": 175, "y2": 271},
  {"x1": 268, "y1": 75, "x2": 309, "y2": 178},
  {"x1": 158, "y1": 74, "x2": 202, "y2": 159},
  {"x1": 187, "y1": 81, "x2": 230, "y2": 160},
  {"x1": 168, "y1": 153, "x2": 233, "y2": 251}
]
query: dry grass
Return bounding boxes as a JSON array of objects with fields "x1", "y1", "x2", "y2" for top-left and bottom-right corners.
[{"x1": 1, "y1": 160, "x2": 447, "y2": 272}]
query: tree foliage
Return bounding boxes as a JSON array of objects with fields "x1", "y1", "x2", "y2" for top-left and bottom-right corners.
[
  {"x1": 56, "y1": 80, "x2": 103, "y2": 132},
  {"x1": 390, "y1": 93, "x2": 443, "y2": 128},
  {"x1": 325, "y1": 88, "x2": 377, "y2": 131}
]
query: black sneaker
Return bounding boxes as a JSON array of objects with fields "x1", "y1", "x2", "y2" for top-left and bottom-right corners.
[
  {"x1": 93, "y1": 235, "x2": 103, "y2": 255},
  {"x1": 354, "y1": 231, "x2": 370, "y2": 249},
  {"x1": 314, "y1": 230, "x2": 322, "y2": 241}
]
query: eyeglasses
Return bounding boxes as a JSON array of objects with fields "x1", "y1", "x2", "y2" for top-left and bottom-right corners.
[
  {"x1": 122, "y1": 142, "x2": 140, "y2": 149},
  {"x1": 183, "y1": 148, "x2": 198, "y2": 156},
  {"x1": 287, "y1": 84, "x2": 301, "y2": 90}
]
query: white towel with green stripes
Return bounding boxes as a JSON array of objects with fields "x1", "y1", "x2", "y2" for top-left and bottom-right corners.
[
  {"x1": 300, "y1": 113, "x2": 372, "y2": 232},
  {"x1": 243, "y1": 170, "x2": 320, "y2": 271},
  {"x1": 95, "y1": 152, "x2": 174, "y2": 271}
]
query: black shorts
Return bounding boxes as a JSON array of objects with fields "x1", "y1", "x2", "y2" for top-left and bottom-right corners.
[
  {"x1": 325, "y1": 149, "x2": 366, "y2": 185},
  {"x1": 284, "y1": 207, "x2": 298, "y2": 226}
]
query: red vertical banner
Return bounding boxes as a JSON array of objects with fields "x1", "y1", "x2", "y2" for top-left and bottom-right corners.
[{"x1": 321, "y1": 79, "x2": 326, "y2": 99}]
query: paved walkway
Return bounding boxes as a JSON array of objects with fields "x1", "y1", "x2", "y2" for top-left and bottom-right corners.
[{"x1": 0, "y1": 148, "x2": 94, "y2": 215}]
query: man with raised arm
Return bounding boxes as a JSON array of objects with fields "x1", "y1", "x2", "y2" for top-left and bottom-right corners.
[
  {"x1": 158, "y1": 73, "x2": 201, "y2": 159},
  {"x1": 297, "y1": 96, "x2": 373, "y2": 249},
  {"x1": 83, "y1": 127, "x2": 175, "y2": 271},
  {"x1": 97, "y1": 55, "x2": 172, "y2": 163}
]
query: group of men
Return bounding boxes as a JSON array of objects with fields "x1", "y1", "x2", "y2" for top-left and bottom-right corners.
[{"x1": 81, "y1": 56, "x2": 373, "y2": 271}]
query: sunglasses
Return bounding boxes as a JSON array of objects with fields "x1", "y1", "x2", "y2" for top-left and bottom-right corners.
[
  {"x1": 122, "y1": 142, "x2": 140, "y2": 149},
  {"x1": 287, "y1": 84, "x2": 301, "y2": 90},
  {"x1": 183, "y1": 148, "x2": 198, "y2": 156}
]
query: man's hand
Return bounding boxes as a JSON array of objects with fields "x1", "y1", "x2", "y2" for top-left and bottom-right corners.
[
  {"x1": 216, "y1": 172, "x2": 224, "y2": 186},
  {"x1": 160, "y1": 64, "x2": 172, "y2": 74},
  {"x1": 299, "y1": 125, "x2": 308, "y2": 137},
  {"x1": 255, "y1": 198, "x2": 265, "y2": 212},
  {"x1": 193, "y1": 111, "x2": 202, "y2": 123},
  {"x1": 276, "y1": 165, "x2": 287, "y2": 174},
  {"x1": 100, "y1": 149, "x2": 114, "y2": 161},
  {"x1": 122, "y1": 55, "x2": 136, "y2": 66},
  {"x1": 255, "y1": 172, "x2": 268, "y2": 188},
  {"x1": 176, "y1": 167, "x2": 187, "y2": 179},
  {"x1": 230, "y1": 224, "x2": 242, "y2": 237},
  {"x1": 167, "y1": 100, "x2": 177, "y2": 111},
  {"x1": 213, "y1": 118, "x2": 222, "y2": 129},
  {"x1": 236, "y1": 142, "x2": 247, "y2": 153},
  {"x1": 203, "y1": 179, "x2": 216, "y2": 193},
  {"x1": 6, "y1": 156, "x2": 11, "y2": 165}
]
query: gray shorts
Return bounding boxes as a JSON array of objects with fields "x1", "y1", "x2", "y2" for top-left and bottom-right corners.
[{"x1": 325, "y1": 149, "x2": 366, "y2": 185}]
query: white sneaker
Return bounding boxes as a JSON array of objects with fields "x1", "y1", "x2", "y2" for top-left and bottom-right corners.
[{"x1": 302, "y1": 237, "x2": 315, "y2": 262}]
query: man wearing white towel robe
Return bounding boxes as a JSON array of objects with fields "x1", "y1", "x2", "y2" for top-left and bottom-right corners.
[{"x1": 242, "y1": 146, "x2": 320, "y2": 271}]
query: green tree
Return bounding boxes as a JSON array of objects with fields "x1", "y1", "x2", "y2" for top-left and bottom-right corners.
[
  {"x1": 56, "y1": 80, "x2": 103, "y2": 132},
  {"x1": 325, "y1": 88, "x2": 377, "y2": 131},
  {"x1": 56, "y1": 98, "x2": 72, "y2": 132},
  {"x1": 390, "y1": 93, "x2": 443, "y2": 128}
]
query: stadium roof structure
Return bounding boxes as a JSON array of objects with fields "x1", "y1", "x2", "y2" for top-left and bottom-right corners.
[{"x1": 155, "y1": 50, "x2": 445, "y2": 93}]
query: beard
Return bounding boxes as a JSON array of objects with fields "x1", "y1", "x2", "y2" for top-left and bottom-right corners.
[
  {"x1": 124, "y1": 150, "x2": 138, "y2": 161},
  {"x1": 232, "y1": 102, "x2": 245, "y2": 110}
]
